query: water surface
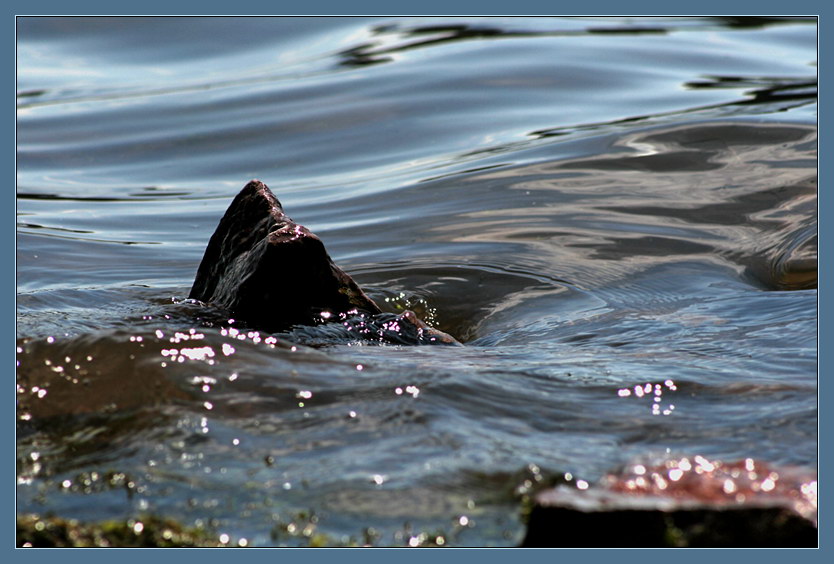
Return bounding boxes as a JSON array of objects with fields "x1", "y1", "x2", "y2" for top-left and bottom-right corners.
[{"x1": 16, "y1": 16, "x2": 817, "y2": 546}]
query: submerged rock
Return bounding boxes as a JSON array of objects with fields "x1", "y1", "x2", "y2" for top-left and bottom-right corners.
[
  {"x1": 282, "y1": 310, "x2": 458, "y2": 346},
  {"x1": 522, "y1": 456, "x2": 817, "y2": 547},
  {"x1": 17, "y1": 513, "x2": 234, "y2": 548},
  {"x1": 189, "y1": 180, "x2": 457, "y2": 344}
]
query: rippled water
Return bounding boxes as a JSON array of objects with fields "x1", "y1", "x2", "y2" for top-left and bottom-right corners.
[{"x1": 16, "y1": 17, "x2": 817, "y2": 546}]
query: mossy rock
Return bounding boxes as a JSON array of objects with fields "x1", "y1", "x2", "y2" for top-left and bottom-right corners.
[{"x1": 17, "y1": 513, "x2": 233, "y2": 548}]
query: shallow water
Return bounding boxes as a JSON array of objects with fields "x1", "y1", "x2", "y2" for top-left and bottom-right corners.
[{"x1": 16, "y1": 16, "x2": 817, "y2": 546}]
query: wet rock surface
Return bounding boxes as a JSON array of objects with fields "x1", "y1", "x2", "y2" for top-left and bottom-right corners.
[
  {"x1": 17, "y1": 513, "x2": 234, "y2": 548},
  {"x1": 189, "y1": 180, "x2": 381, "y2": 332},
  {"x1": 522, "y1": 456, "x2": 817, "y2": 548},
  {"x1": 189, "y1": 180, "x2": 457, "y2": 344}
]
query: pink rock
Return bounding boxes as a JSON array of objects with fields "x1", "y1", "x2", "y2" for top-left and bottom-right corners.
[{"x1": 524, "y1": 455, "x2": 816, "y2": 547}]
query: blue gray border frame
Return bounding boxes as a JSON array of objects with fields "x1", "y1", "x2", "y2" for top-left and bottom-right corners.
[{"x1": 6, "y1": 3, "x2": 827, "y2": 563}]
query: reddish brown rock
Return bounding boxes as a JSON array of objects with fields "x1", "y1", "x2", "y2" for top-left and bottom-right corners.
[
  {"x1": 189, "y1": 180, "x2": 381, "y2": 331},
  {"x1": 189, "y1": 180, "x2": 458, "y2": 344},
  {"x1": 522, "y1": 456, "x2": 817, "y2": 547}
]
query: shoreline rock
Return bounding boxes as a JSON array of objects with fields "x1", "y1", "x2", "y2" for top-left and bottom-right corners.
[
  {"x1": 522, "y1": 456, "x2": 817, "y2": 548},
  {"x1": 17, "y1": 513, "x2": 234, "y2": 548}
]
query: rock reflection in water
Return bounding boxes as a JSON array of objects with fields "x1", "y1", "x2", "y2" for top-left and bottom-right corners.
[{"x1": 447, "y1": 121, "x2": 816, "y2": 293}]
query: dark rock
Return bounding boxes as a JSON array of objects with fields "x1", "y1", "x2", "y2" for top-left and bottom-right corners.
[
  {"x1": 189, "y1": 180, "x2": 382, "y2": 332},
  {"x1": 522, "y1": 456, "x2": 817, "y2": 548},
  {"x1": 189, "y1": 180, "x2": 458, "y2": 344}
]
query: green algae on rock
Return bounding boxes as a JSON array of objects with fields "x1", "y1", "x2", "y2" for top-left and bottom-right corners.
[{"x1": 17, "y1": 513, "x2": 238, "y2": 548}]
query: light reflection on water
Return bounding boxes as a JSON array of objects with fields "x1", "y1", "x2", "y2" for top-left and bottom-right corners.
[
  {"x1": 604, "y1": 455, "x2": 817, "y2": 525},
  {"x1": 16, "y1": 16, "x2": 816, "y2": 546}
]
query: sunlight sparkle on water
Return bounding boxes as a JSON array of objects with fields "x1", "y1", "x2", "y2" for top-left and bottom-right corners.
[
  {"x1": 394, "y1": 385, "x2": 420, "y2": 398},
  {"x1": 617, "y1": 379, "x2": 677, "y2": 416},
  {"x1": 151, "y1": 326, "x2": 291, "y2": 369},
  {"x1": 603, "y1": 455, "x2": 817, "y2": 522}
]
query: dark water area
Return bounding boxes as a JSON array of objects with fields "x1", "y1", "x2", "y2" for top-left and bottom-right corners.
[{"x1": 16, "y1": 17, "x2": 817, "y2": 546}]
